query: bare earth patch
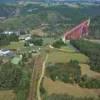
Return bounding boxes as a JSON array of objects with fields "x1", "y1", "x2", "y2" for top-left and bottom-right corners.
[
  {"x1": 30, "y1": 28, "x2": 46, "y2": 36},
  {"x1": 43, "y1": 77, "x2": 100, "y2": 97},
  {"x1": 80, "y1": 64, "x2": 100, "y2": 78},
  {"x1": 0, "y1": 90, "x2": 16, "y2": 100}
]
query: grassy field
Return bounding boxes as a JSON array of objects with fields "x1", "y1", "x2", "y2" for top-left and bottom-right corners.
[
  {"x1": 46, "y1": 43, "x2": 89, "y2": 64},
  {"x1": 47, "y1": 49, "x2": 89, "y2": 64},
  {"x1": 0, "y1": 41, "x2": 24, "y2": 50},
  {"x1": 80, "y1": 64, "x2": 100, "y2": 78},
  {"x1": 0, "y1": 90, "x2": 16, "y2": 100},
  {"x1": 43, "y1": 77, "x2": 100, "y2": 97}
]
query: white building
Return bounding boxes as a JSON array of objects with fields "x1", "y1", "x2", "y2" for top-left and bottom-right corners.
[
  {"x1": 0, "y1": 49, "x2": 15, "y2": 57},
  {"x1": 3, "y1": 31, "x2": 13, "y2": 35},
  {"x1": 25, "y1": 36, "x2": 31, "y2": 41},
  {"x1": 2, "y1": 31, "x2": 20, "y2": 36}
]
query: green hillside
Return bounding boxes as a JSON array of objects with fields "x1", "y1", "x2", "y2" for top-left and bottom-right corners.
[{"x1": 0, "y1": 4, "x2": 100, "y2": 38}]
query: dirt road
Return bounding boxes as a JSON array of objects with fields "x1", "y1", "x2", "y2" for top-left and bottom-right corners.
[
  {"x1": 37, "y1": 54, "x2": 48, "y2": 100},
  {"x1": 27, "y1": 55, "x2": 43, "y2": 100}
]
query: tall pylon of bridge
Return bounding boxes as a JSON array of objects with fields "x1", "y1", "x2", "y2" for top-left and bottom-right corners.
[{"x1": 63, "y1": 19, "x2": 90, "y2": 42}]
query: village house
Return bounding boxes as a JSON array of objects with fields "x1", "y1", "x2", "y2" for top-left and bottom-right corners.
[
  {"x1": 2, "y1": 31, "x2": 20, "y2": 36},
  {"x1": 0, "y1": 49, "x2": 15, "y2": 57}
]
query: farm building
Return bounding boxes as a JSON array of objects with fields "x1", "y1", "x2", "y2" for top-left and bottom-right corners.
[
  {"x1": 1, "y1": 31, "x2": 20, "y2": 36},
  {"x1": 0, "y1": 49, "x2": 15, "y2": 57}
]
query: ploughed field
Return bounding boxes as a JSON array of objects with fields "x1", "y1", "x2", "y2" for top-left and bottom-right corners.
[{"x1": 42, "y1": 43, "x2": 100, "y2": 99}]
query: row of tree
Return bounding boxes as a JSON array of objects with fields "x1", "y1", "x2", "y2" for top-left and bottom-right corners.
[
  {"x1": 52, "y1": 39, "x2": 66, "y2": 48},
  {"x1": 0, "y1": 34, "x2": 19, "y2": 46},
  {"x1": 79, "y1": 75, "x2": 100, "y2": 88}
]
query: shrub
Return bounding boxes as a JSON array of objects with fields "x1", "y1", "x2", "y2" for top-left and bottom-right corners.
[{"x1": 52, "y1": 39, "x2": 66, "y2": 48}]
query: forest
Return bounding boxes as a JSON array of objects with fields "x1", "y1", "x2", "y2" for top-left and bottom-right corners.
[
  {"x1": 0, "y1": 34, "x2": 19, "y2": 46},
  {"x1": 70, "y1": 40, "x2": 100, "y2": 72}
]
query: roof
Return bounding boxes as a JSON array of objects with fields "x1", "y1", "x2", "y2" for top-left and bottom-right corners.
[
  {"x1": 11, "y1": 55, "x2": 22, "y2": 64},
  {"x1": 0, "y1": 49, "x2": 15, "y2": 57}
]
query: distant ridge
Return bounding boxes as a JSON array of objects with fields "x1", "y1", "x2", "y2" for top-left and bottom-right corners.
[
  {"x1": 0, "y1": 0, "x2": 15, "y2": 3},
  {"x1": 0, "y1": 0, "x2": 100, "y2": 4}
]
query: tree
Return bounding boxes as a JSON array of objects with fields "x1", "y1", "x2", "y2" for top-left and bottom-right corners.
[
  {"x1": 52, "y1": 39, "x2": 66, "y2": 48},
  {"x1": 0, "y1": 62, "x2": 22, "y2": 89}
]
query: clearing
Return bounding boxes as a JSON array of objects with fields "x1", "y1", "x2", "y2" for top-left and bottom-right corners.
[{"x1": 30, "y1": 28, "x2": 45, "y2": 36}]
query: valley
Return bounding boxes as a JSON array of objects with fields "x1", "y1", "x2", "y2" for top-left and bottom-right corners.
[{"x1": 0, "y1": 2, "x2": 100, "y2": 100}]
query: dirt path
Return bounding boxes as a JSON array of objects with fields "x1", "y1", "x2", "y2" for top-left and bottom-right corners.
[
  {"x1": 37, "y1": 54, "x2": 48, "y2": 100},
  {"x1": 27, "y1": 54, "x2": 43, "y2": 100},
  {"x1": 27, "y1": 53, "x2": 48, "y2": 100}
]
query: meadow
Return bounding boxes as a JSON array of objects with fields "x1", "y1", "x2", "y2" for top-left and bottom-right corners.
[{"x1": 47, "y1": 46, "x2": 89, "y2": 64}]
